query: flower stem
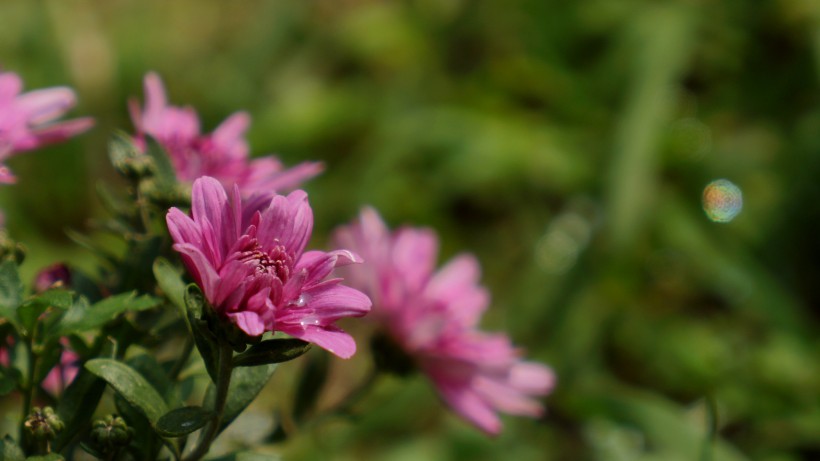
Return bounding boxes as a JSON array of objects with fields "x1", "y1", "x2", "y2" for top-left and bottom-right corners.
[{"x1": 184, "y1": 340, "x2": 233, "y2": 461}]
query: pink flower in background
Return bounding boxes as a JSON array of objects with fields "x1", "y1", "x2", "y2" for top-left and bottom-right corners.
[
  {"x1": 130, "y1": 72, "x2": 323, "y2": 196},
  {"x1": 0, "y1": 337, "x2": 78, "y2": 396},
  {"x1": 0, "y1": 70, "x2": 94, "y2": 183},
  {"x1": 334, "y1": 208, "x2": 555, "y2": 434},
  {"x1": 166, "y1": 176, "x2": 371, "y2": 358},
  {"x1": 42, "y1": 342, "x2": 79, "y2": 396},
  {"x1": 33, "y1": 263, "x2": 72, "y2": 293}
]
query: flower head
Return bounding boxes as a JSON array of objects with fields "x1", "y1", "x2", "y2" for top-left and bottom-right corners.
[
  {"x1": 333, "y1": 208, "x2": 555, "y2": 434},
  {"x1": 131, "y1": 73, "x2": 322, "y2": 196},
  {"x1": 0, "y1": 70, "x2": 94, "y2": 183},
  {"x1": 166, "y1": 176, "x2": 371, "y2": 358}
]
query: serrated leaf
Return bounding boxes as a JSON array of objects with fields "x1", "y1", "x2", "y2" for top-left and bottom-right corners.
[
  {"x1": 0, "y1": 260, "x2": 22, "y2": 326},
  {"x1": 233, "y1": 339, "x2": 311, "y2": 368},
  {"x1": 204, "y1": 364, "x2": 278, "y2": 433},
  {"x1": 85, "y1": 359, "x2": 169, "y2": 425},
  {"x1": 55, "y1": 292, "x2": 160, "y2": 336},
  {"x1": 155, "y1": 406, "x2": 213, "y2": 437}
]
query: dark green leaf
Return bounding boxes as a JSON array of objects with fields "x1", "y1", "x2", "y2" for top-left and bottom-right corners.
[
  {"x1": 54, "y1": 339, "x2": 114, "y2": 451},
  {"x1": 153, "y1": 258, "x2": 188, "y2": 326},
  {"x1": 155, "y1": 406, "x2": 213, "y2": 437},
  {"x1": 0, "y1": 371, "x2": 17, "y2": 396},
  {"x1": 0, "y1": 435, "x2": 24, "y2": 461},
  {"x1": 233, "y1": 339, "x2": 311, "y2": 367},
  {"x1": 204, "y1": 363, "x2": 278, "y2": 432},
  {"x1": 85, "y1": 358, "x2": 169, "y2": 425},
  {"x1": 0, "y1": 260, "x2": 22, "y2": 327},
  {"x1": 55, "y1": 292, "x2": 160, "y2": 336},
  {"x1": 126, "y1": 354, "x2": 180, "y2": 408},
  {"x1": 185, "y1": 284, "x2": 218, "y2": 383}
]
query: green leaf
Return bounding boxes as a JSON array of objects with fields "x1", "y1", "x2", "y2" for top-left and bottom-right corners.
[
  {"x1": 0, "y1": 260, "x2": 22, "y2": 327},
  {"x1": 126, "y1": 354, "x2": 180, "y2": 408},
  {"x1": 55, "y1": 292, "x2": 160, "y2": 336},
  {"x1": 153, "y1": 258, "x2": 188, "y2": 326},
  {"x1": 155, "y1": 406, "x2": 213, "y2": 437},
  {"x1": 85, "y1": 359, "x2": 169, "y2": 425},
  {"x1": 204, "y1": 363, "x2": 278, "y2": 432},
  {"x1": 145, "y1": 135, "x2": 177, "y2": 185},
  {"x1": 233, "y1": 339, "x2": 311, "y2": 368},
  {"x1": 26, "y1": 289, "x2": 74, "y2": 310},
  {"x1": 185, "y1": 284, "x2": 218, "y2": 383},
  {"x1": 54, "y1": 338, "x2": 115, "y2": 452},
  {"x1": 0, "y1": 435, "x2": 24, "y2": 461}
]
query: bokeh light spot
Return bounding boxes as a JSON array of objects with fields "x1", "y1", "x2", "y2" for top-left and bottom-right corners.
[{"x1": 702, "y1": 179, "x2": 743, "y2": 223}]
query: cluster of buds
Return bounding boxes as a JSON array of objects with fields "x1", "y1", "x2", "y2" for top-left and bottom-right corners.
[
  {"x1": 24, "y1": 406, "x2": 64, "y2": 453},
  {"x1": 90, "y1": 414, "x2": 134, "y2": 454}
]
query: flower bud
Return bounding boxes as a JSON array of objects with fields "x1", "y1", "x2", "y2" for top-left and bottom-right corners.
[
  {"x1": 90, "y1": 414, "x2": 134, "y2": 452},
  {"x1": 24, "y1": 406, "x2": 63, "y2": 445}
]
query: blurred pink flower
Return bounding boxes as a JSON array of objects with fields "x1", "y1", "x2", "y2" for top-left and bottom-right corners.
[
  {"x1": 33, "y1": 263, "x2": 72, "y2": 293},
  {"x1": 41, "y1": 341, "x2": 79, "y2": 396},
  {"x1": 333, "y1": 208, "x2": 555, "y2": 434},
  {"x1": 0, "y1": 70, "x2": 94, "y2": 183},
  {"x1": 166, "y1": 176, "x2": 371, "y2": 358},
  {"x1": 0, "y1": 337, "x2": 78, "y2": 396},
  {"x1": 130, "y1": 72, "x2": 322, "y2": 196}
]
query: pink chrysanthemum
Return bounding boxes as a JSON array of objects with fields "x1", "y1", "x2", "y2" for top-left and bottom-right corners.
[
  {"x1": 333, "y1": 208, "x2": 555, "y2": 434},
  {"x1": 130, "y1": 72, "x2": 322, "y2": 196},
  {"x1": 166, "y1": 176, "x2": 371, "y2": 358},
  {"x1": 0, "y1": 70, "x2": 93, "y2": 183}
]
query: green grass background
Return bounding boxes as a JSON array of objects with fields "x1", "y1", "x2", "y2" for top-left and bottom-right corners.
[{"x1": 1, "y1": 1, "x2": 819, "y2": 460}]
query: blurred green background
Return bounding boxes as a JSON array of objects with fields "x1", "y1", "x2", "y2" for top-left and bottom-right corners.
[{"x1": 2, "y1": 0, "x2": 820, "y2": 460}]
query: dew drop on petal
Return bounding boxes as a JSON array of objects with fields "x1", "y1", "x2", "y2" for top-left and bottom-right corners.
[
  {"x1": 703, "y1": 179, "x2": 742, "y2": 223},
  {"x1": 287, "y1": 293, "x2": 310, "y2": 308}
]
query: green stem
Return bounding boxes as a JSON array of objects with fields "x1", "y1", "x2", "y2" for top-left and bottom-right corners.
[
  {"x1": 20, "y1": 335, "x2": 39, "y2": 448},
  {"x1": 184, "y1": 340, "x2": 233, "y2": 461}
]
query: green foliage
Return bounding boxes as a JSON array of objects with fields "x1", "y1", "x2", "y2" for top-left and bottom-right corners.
[
  {"x1": 155, "y1": 406, "x2": 213, "y2": 437},
  {"x1": 232, "y1": 339, "x2": 311, "y2": 368},
  {"x1": 1, "y1": 0, "x2": 819, "y2": 459},
  {"x1": 85, "y1": 359, "x2": 169, "y2": 426}
]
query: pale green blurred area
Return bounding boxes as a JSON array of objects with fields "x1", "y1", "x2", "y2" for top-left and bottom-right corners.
[{"x1": 2, "y1": 0, "x2": 820, "y2": 459}]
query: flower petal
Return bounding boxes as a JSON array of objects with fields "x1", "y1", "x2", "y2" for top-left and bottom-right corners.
[{"x1": 279, "y1": 324, "x2": 357, "y2": 359}]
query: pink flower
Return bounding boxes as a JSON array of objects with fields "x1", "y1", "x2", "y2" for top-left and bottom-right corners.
[
  {"x1": 0, "y1": 337, "x2": 78, "y2": 396},
  {"x1": 42, "y1": 342, "x2": 79, "y2": 396},
  {"x1": 333, "y1": 208, "x2": 555, "y2": 434},
  {"x1": 0, "y1": 70, "x2": 94, "y2": 183},
  {"x1": 130, "y1": 73, "x2": 322, "y2": 195},
  {"x1": 33, "y1": 263, "x2": 72, "y2": 293},
  {"x1": 166, "y1": 176, "x2": 371, "y2": 358}
]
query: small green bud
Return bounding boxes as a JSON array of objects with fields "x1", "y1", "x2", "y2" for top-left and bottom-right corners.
[
  {"x1": 24, "y1": 406, "x2": 63, "y2": 453},
  {"x1": 90, "y1": 414, "x2": 134, "y2": 452}
]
